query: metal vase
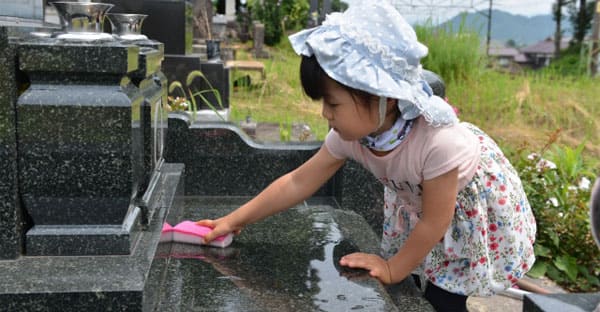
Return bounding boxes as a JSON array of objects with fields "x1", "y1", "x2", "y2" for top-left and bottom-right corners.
[
  {"x1": 106, "y1": 13, "x2": 148, "y2": 41},
  {"x1": 51, "y1": 1, "x2": 114, "y2": 40}
]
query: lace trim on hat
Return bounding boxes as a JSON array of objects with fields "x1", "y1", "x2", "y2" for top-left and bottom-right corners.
[{"x1": 323, "y1": 13, "x2": 421, "y2": 83}]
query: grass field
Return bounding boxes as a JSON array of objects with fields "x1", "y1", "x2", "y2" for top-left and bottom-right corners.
[{"x1": 227, "y1": 35, "x2": 600, "y2": 169}]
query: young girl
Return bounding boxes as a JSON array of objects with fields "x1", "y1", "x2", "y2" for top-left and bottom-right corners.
[{"x1": 197, "y1": 2, "x2": 536, "y2": 311}]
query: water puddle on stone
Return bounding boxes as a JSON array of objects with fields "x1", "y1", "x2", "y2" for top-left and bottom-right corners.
[{"x1": 161, "y1": 199, "x2": 398, "y2": 311}]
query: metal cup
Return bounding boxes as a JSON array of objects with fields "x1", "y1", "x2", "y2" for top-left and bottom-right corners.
[
  {"x1": 106, "y1": 13, "x2": 148, "y2": 40},
  {"x1": 51, "y1": 1, "x2": 113, "y2": 39}
]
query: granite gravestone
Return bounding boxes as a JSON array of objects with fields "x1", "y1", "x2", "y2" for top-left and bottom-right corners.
[
  {"x1": 16, "y1": 35, "x2": 148, "y2": 256},
  {"x1": 107, "y1": 12, "x2": 169, "y2": 216},
  {"x1": 0, "y1": 26, "x2": 22, "y2": 260},
  {"x1": 162, "y1": 116, "x2": 434, "y2": 311},
  {"x1": 0, "y1": 2, "x2": 185, "y2": 310},
  {"x1": 0, "y1": 0, "x2": 44, "y2": 20}
]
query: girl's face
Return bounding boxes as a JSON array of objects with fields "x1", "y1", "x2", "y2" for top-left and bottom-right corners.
[{"x1": 321, "y1": 77, "x2": 380, "y2": 141}]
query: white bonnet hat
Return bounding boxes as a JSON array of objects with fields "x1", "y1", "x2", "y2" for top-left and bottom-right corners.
[{"x1": 289, "y1": 1, "x2": 457, "y2": 126}]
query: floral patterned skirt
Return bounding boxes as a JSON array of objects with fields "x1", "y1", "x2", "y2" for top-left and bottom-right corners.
[{"x1": 381, "y1": 122, "x2": 537, "y2": 296}]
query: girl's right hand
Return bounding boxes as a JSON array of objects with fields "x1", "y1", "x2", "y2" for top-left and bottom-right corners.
[{"x1": 196, "y1": 217, "x2": 243, "y2": 243}]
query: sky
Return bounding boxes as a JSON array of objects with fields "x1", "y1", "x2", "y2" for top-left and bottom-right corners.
[{"x1": 343, "y1": 0, "x2": 557, "y2": 24}]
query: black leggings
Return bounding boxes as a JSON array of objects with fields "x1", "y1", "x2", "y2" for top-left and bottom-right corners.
[{"x1": 412, "y1": 275, "x2": 468, "y2": 312}]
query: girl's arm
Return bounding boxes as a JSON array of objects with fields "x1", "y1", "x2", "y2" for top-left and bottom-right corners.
[
  {"x1": 340, "y1": 167, "x2": 458, "y2": 284},
  {"x1": 198, "y1": 145, "x2": 346, "y2": 242}
]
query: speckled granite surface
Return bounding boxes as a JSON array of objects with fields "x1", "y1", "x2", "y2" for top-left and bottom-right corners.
[
  {"x1": 524, "y1": 293, "x2": 600, "y2": 312},
  {"x1": 164, "y1": 113, "x2": 386, "y2": 233},
  {"x1": 16, "y1": 37, "x2": 145, "y2": 256},
  {"x1": 0, "y1": 163, "x2": 184, "y2": 311},
  {"x1": 154, "y1": 196, "x2": 433, "y2": 312},
  {"x1": 165, "y1": 113, "x2": 328, "y2": 197},
  {"x1": 0, "y1": 27, "x2": 22, "y2": 260}
]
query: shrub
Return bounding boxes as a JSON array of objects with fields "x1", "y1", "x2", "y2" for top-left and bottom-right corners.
[
  {"x1": 248, "y1": 0, "x2": 284, "y2": 46},
  {"x1": 511, "y1": 130, "x2": 600, "y2": 292}
]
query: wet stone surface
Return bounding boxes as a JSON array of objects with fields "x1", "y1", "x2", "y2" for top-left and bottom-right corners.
[{"x1": 156, "y1": 196, "x2": 433, "y2": 311}]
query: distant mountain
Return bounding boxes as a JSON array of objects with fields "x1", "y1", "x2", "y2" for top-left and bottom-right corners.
[{"x1": 440, "y1": 10, "x2": 572, "y2": 46}]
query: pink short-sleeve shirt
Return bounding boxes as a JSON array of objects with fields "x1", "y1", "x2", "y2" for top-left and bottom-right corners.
[{"x1": 324, "y1": 117, "x2": 479, "y2": 188}]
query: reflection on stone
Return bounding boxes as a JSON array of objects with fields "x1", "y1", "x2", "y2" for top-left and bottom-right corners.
[{"x1": 154, "y1": 197, "x2": 428, "y2": 311}]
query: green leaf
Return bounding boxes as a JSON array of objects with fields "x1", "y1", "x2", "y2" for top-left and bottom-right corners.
[
  {"x1": 549, "y1": 231, "x2": 560, "y2": 248},
  {"x1": 534, "y1": 244, "x2": 551, "y2": 257},
  {"x1": 553, "y1": 255, "x2": 578, "y2": 281},
  {"x1": 527, "y1": 261, "x2": 548, "y2": 278},
  {"x1": 546, "y1": 264, "x2": 564, "y2": 282},
  {"x1": 168, "y1": 81, "x2": 186, "y2": 96},
  {"x1": 579, "y1": 267, "x2": 600, "y2": 286}
]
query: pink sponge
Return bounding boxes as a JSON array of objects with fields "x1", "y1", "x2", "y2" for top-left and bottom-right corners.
[
  {"x1": 160, "y1": 222, "x2": 174, "y2": 243},
  {"x1": 171, "y1": 221, "x2": 233, "y2": 248}
]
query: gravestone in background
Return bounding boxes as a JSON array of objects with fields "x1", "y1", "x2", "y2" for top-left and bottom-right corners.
[
  {"x1": 0, "y1": 0, "x2": 44, "y2": 20},
  {"x1": 102, "y1": 0, "x2": 230, "y2": 110}
]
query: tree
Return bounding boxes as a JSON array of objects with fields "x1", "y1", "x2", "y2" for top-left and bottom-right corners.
[
  {"x1": 568, "y1": 0, "x2": 595, "y2": 46},
  {"x1": 553, "y1": 0, "x2": 572, "y2": 58}
]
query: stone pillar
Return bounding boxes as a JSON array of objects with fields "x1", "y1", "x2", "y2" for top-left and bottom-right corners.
[
  {"x1": 307, "y1": 0, "x2": 319, "y2": 27},
  {"x1": 252, "y1": 21, "x2": 265, "y2": 57},
  {"x1": 0, "y1": 27, "x2": 22, "y2": 260},
  {"x1": 0, "y1": 0, "x2": 44, "y2": 20},
  {"x1": 125, "y1": 39, "x2": 168, "y2": 218},
  {"x1": 225, "y1": 0, "x2": 236, "y2": 18},
  {"x1": 17, "y1": 38, "x2": 145, "y2": 256},
  {"x1": 139, "y1": 0, "x2": 193, "y2": 55}
]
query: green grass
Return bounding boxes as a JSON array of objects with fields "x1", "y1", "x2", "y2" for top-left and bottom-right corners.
[
  {"x1": 228, "y1": 40, "x2": 329, "y2": 140},
  {"x1": 227, "y1": 30, "x2": 600, "y2": 167}
]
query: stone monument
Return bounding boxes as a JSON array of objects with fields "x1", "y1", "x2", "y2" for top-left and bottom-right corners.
[
  {"x1": 0, "y1": 1, "x2": 184, "y2": 310},
  {"x1": 0, "y1": 24, "x2": 21, "y2": 261}
]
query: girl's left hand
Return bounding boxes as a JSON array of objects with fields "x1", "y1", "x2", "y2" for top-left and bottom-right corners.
[{"x1": 339, "y1": 252, "x2": 393, "y2": 284}]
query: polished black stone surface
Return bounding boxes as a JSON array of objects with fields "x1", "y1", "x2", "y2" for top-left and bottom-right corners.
[
  {"x1": 0, "y1": 27, "x2": 22, "y2": 260},
  {"x1": 154, "y1": 196, "x2": 433, "y2": 311},
  {"x1": 16, "y1": 38, "x2": 146, "y2": 256},
  {"x1": 165, "y1": 114, "x2": 328, "y2": 197},
  {"x1": 164, "y1": 114, "x2": 385, "y2": 232},
  {"x1": 0, "y1": 163, "x2": 184, "y2": 311},
  {"x1": 103, "y1": 0, "x2": 193, "y2": 55},
  {"x1": 524, "y1": 293, "x2": 600, "y2": 312},
  {"x1": 124, "y1": 41, "x2": 167, "y2": 198},
  {"x1": 17, "y1": 38, "x2": 139, "y2": 75}
]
